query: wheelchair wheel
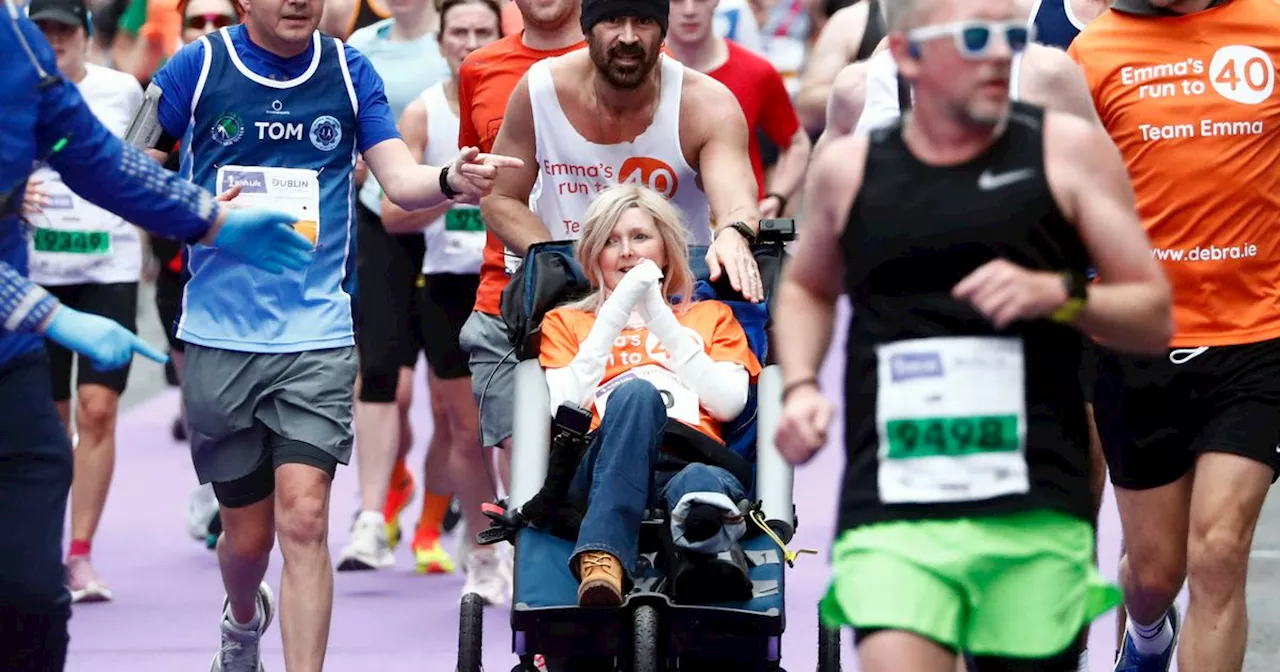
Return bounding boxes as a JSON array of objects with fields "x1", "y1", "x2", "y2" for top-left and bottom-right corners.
[
  {"x1": 817, "y1": 610, "x2": 841, "y2": 672},
  {"x1": 458, "y1": 593, "x2": 485, "y2": 672},
  {"x1": 631, "y1": 605, "x2": 659, "y2": 672}
]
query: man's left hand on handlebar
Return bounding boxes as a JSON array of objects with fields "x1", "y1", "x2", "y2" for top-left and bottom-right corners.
[{"x1": 707, "y1": 225, "x2": 765, "y2": 304}]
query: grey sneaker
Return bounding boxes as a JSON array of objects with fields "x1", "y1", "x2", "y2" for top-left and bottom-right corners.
[{"x1": 210, "y1": 582, "x2": 275, "y2": 672}]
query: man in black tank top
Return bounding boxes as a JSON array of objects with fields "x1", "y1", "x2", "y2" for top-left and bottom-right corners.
[{"x1": 770, "y1": 1, "x2": 1172, "y2": 670}]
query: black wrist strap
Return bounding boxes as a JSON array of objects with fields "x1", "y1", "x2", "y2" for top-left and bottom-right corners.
[
  {"x1": 718, "y1": 220, "x2": 757, "y2": 245},
  {"x1": 439, "y1": 163, "x2": 458, "y2": 200},
  {"x1": 1063, "y1": 269, "x2": 1088, "y2": 302},
  {"x1": 782, "y1": 378, "x2": 819, "y2": 402}
]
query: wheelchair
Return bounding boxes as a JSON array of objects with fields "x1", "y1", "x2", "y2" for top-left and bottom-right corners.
[{"x1": 457, "y1": 219, "x2": 845, "y2": 672}]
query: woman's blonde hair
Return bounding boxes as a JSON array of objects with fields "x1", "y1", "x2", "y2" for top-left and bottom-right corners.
[{"x1": 568, "y1": 183, "x2": 695, "y2": 314}]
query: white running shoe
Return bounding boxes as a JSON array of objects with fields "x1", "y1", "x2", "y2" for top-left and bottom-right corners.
[
  {"x1": 461, "y1": 547, "x2": 511, "y2": 606},
  {"x1": 337, "y1": 513, "x2": 395, "y2": 571},
  {"x1": 210, "y1": 582, "x2": 275, "y2": 672},
  {"x1": 187, "y1": 483, "x2": 219, "y2": 542}
]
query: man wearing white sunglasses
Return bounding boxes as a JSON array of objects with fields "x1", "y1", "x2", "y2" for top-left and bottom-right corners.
[{"x1": 774, "y1": 1, "x2": 1173, "y2": 671}]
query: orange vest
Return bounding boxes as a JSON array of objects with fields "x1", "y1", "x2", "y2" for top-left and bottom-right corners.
[{"x1": 1069, "y1": 0, "x2": 1280, "y2": 347}]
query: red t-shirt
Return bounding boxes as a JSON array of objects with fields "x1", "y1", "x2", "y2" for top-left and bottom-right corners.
[{"x1": 707, "y1": 40, "x2": 801, "y2": 200}]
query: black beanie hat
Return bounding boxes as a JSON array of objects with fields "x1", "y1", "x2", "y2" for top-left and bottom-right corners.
[{"x1": 580, "y1": 0, "x2": 668, "y2": 36}]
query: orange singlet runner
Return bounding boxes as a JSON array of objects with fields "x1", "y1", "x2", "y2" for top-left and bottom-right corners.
[
  {"x1": 458, "y1": 33, "x2": 586, "y2": 317},
  {"x1": 1069, "y1": 0, "x2": 1280, "y2": 348}
]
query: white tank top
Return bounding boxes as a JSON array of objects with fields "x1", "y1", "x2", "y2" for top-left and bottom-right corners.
[
  {"x1": 518, "y1": 55, "x2": 711, "y2": 274},
  {"x1": 855, "y1": 50, "x2": 1025, "y2": 135},
  {"x1": 28, "y1": 64, "x2": 144, "y2": 286},
  {"x1": 419, "y1": 83, "x2": 485, "y2": 276}
]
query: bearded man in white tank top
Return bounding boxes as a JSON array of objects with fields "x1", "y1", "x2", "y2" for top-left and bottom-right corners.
[{"x1": 483, "y1": 0, "x2": 767, "y2": 305}]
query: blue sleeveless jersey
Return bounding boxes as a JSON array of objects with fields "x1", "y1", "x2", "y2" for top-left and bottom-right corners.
[
  {"x1": 1030, "y1": 0, "x2": 1086, "y2": 49},
  {"x1": 178, "y1": 28, "x2": 360, "y2": 353}
]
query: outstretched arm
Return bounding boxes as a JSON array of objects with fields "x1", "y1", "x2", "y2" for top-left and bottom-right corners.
[
  {"x1": 381, "y1": 98, "x2": 455, "y2": 232},
  {"x1": 0, "y1": 262, "x2": 59, "y2": 334}
]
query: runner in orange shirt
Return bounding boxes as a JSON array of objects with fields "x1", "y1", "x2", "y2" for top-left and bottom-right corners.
[
  {"x1": 539, "y1": 183, "x2": 761, "y2": 609},
  {"x1": 1068, "y1": 1, "x2": 1280, "y2": 670}
]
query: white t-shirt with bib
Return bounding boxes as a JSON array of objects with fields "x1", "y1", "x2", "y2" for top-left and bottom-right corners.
[
  {"x1": 419, "y1": 82, "x2": 485, "y2": 276},
  {"x1": 27, "y1": 63, "x2": 144, "y2": 286}
]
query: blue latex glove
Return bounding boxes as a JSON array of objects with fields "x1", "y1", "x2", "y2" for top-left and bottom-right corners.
[
  {"x1": 43, "y1": 307, "x2": 168, "y2": 371},
  {"x1": 212, "y1": 207, "x2": 314, "y2": 273}
]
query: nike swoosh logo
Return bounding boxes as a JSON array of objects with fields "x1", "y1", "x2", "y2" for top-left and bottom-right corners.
[{"x1": 978, "y1": 168, "x2": 1036, "y2": 191}]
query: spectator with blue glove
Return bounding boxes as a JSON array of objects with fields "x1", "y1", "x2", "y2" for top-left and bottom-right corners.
[{"x1": 1, "y1": 1, "x2": 312, "y2": 668}]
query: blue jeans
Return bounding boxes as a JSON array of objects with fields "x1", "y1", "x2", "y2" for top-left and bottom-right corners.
[
  {"x1": 568, "y1": 379, "x2": 746, "y2": 580},
  {"x1": 0, "y1": 353, "x2": 73, "y2": 671}
]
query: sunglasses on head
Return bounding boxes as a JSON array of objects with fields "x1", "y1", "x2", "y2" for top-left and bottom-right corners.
[
  {"x1": 907, "y1": 21, "x2": 1034, "y2": 60},
  {"x1": 185, "y1": 13, "x2": 237, "y2": 30}
]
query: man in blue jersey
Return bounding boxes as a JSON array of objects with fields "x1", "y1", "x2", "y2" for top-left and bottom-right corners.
[
  {"x1": 134, "y1": 0, "x2": 520, "y2": 666},
  {"x1": 1028, "y1": 0, "x2": 1107, "y2": 49},
  {"x1": 1, "y1": 1, "x2": 315, "y2": 669}
]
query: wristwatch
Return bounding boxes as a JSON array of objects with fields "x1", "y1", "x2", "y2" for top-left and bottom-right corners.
[
  {"x1": 1050, "y1": 270, "x2": 1088, "y2": 324},
  {"x1": 439, "y1": 163, "x2": 459, "y2": 200},
  {"x1": 717, "y1": 220, "x2": 757, "y2": 245}
]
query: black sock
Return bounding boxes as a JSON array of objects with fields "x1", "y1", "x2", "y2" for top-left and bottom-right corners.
[{"x1": 683, "y1": 503, "x2": 723, "y2": 543}]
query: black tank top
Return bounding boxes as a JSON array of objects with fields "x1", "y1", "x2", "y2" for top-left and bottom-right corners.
[
  {"x1": 854, "y1": 0, "x2": 884, "y2": 61},
  {"x1": 837, "y1": 103, "x2": 1093, "y2": 532}
]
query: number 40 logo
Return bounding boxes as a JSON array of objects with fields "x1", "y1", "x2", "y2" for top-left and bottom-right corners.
[{"x1": 1210, "y1": 45, "x2": 1275, "y2": 105}]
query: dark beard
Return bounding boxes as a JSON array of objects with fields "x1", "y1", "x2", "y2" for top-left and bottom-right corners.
[{"x1": 589, "y1": 38, "x2": 655, "y2": 90}]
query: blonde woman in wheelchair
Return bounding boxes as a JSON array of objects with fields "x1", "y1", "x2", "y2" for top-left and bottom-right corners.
[{"x1": 538, "y1": 183, "x2": 763, "y2": 607}]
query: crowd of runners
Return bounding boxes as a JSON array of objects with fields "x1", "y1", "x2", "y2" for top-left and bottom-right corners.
[{"x1": 2, "y1": 0, "x2": 1278, "y2": 670}]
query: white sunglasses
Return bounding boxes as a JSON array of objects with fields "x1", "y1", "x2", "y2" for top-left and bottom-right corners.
[{"x1": 907, "y1": 20, "x2": 1035, "y2": 60}]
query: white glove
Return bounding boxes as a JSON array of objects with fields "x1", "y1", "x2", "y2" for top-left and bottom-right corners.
[
  {"x1": 612, "y1": 259, "x2": 664, "y2": 306},
  {"x1": 639, "y1": 279, "x2": 671, "y2": 325},
  {"x1": 581, "y1": 260, "x2": 665, "y2": 356}
]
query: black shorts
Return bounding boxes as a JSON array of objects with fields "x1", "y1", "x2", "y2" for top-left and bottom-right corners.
[
  {"x1": 1094, "y1": 338, "x2": 1280, "y2": 490},
  {"x1": 1079, "y1": 340, "x2": 1096, "y2": 404},
  {"x1": 43, "y1": 282, "x2": 139, "y2": 401},
  {"x1": 354, "y1": 202, "x2": 426, "y2": 402},
  {"x1": 421, "y1": 273, "x2": 479, "y2": 380}
]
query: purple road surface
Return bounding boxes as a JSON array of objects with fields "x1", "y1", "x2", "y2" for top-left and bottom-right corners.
[{"x1": 64, "y1": 301, "x2": 1185, "y2": 671}]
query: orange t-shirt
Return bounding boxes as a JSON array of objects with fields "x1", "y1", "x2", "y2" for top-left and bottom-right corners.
[
  {"x1": 1068, "y1": 0, "x2": 1280, "y2": 348},
  {"x1": 457, "y1": 33, "x2": 587, "y2": 315},
  {"x1": 538, "y1": 301, "x2": 763, "y2": 443}
]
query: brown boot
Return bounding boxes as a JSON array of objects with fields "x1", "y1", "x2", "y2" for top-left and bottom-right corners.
[{"x1": 576, "y1": 551, "x2": 623, "y2": 607}]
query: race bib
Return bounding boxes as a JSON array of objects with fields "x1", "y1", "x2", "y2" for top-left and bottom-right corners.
[
  {"x1": 595, "y1": 364, "x2": 701, "y2": 426},
  {"x1": 217, "y1": 165, "x2": 321, "y2": 249},
  {"x1": 32, "y1": 227, "x2": 112, "y2": 255},
  {"x1": 26, "y1": 178, "x2": 119, "y2": 274},
  {"x1": 445, "y1": 208, "x2": 485, "y2": 232},
  {"x1": 874, "y1": 336, "x2": 1029, "y2": 505}
]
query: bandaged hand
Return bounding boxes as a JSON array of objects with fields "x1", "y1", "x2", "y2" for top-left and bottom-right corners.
[
  {"x1": 581, "y1": 260, "x2": 665, "y2": 357},
  {"x1": 612, "y1": 259, "x2": 665, "y2": 306}
]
